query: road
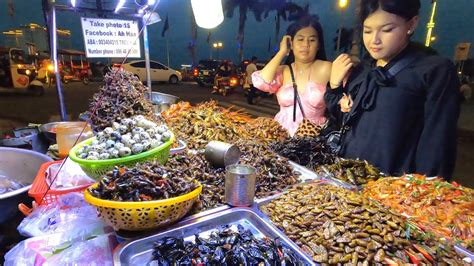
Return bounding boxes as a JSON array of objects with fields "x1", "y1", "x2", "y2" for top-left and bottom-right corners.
[
  {"x1": 0, "y1": 81, "x2": 472, "y2": 187},
  {"x1": 0, "y1": 81, "x2": 278, "y2": 125}
]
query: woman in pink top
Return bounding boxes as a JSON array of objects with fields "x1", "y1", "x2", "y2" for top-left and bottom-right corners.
[{"x1": 252, "y1": 16, "x2": 332, "y2": 136}]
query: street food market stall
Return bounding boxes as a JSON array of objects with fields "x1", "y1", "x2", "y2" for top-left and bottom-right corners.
[{"x1": 2, "y1": 0, "x2": 474, "y2": 265}]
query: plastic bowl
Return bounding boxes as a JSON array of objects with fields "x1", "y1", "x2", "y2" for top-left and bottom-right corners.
[
  {"x1": 69, "y1": 133, "x2": 175, "y2": 180},
  {"x1": 84, "y1": 181, "x2": 202, "y2": 231}
]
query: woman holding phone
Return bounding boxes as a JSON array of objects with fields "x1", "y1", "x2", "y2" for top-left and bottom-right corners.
[
  {"x1": 326, "y1": 0, "x2": 461, "y2": 179},
  {"x1": 252, "y1": 15, "x2": 332, "y2": 137}
]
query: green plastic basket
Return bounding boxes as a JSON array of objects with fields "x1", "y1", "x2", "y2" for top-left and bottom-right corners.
[{"x1": 69, "y1": 133, "x2": 175, "y2": 180}]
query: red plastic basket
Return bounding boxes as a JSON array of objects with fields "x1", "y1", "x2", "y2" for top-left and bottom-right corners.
[{"x1": 29, "y1": 160, "x2": 94, "y2": 206}]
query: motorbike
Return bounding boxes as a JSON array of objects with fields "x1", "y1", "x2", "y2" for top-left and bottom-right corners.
[{"x1": 213, "y1": 75, "x2": 239, "y2": 96}]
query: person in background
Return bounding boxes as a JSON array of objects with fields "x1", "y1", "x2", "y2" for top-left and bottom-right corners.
[
  {"x1": 212, "y1": 60, "x2": 232, "y2": 94},
  {"x1": 252, "y1": 15, "x2": 332, "y2": 136},
  {"x1": 326, "y1": 0, "x2": 461, "y2": 180},
  {"x1": 246, "y1": 56, "x2": 260, "y2": 104}
]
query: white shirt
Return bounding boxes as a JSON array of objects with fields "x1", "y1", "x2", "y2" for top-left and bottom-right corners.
[{"x1": 245, "y1": 63, "x2": 257, "y2": 85}]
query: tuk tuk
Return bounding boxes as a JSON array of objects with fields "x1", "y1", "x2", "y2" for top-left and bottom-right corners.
[
  {"x1": 58, "y1": 49, "x2": 91, "y2": 84},
  {"x1": 0, "y1": 47, "x2": 45, "y2": 95}
]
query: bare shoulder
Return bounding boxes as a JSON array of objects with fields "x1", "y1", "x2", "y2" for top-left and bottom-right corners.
[
  {"x1": 313, "y1": 60, "x2": 332, "y2": 81},
  {"x1": 314, "y1": 60, "x2": 332, "y2": 73}
]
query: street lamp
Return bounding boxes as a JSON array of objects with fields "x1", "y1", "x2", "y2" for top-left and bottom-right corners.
[
  {"x1": 336, "y1": 0, "x2": 349, "y2": 53},
  {"x1": 213, "y1": 42, "x2": 223, "y2": 60}
]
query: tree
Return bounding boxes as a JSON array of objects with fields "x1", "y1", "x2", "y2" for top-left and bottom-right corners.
[
  {"x1": 262, "y1": 0, "x2": 306, "y2": 52},
  {"x1": 333, "y1": 27, "x2": 354, "y2": 53},
  {"x1": 188, "y1": 5, "x2": 198, "y2": 65},
  {"x1": 223, "y1": 0, "x2": 265, "y2": 61}
]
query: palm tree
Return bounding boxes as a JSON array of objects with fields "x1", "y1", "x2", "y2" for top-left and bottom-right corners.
[
  {"x1": 333, "y1": 27, "x2": 354, "y2": 53},
  {"x1": 223, "y1": 0, "x2": 265, "y2": 62},
  {"x1": 262, "y1": 0, "x2": 306, "y2": 52},
  {"x1": 188, "y1": 7, "x2": 198, "y2": 65}
]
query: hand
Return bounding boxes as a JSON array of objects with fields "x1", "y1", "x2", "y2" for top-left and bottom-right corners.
[
  {"x1": 338, "y1": 93, "x2": 353, "y2": 113},
  {"x1": 330, "y1": 54, "x2": 353, "y2": 89},
  {"x1": 278, "y1": 35, "x2": 292, "y2": 56}
]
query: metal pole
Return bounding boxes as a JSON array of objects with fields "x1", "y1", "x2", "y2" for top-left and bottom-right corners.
[
  {"x1": 166, "y1": 38, "x2": 170, "y2": 67},
  {"x1": 49, "y1": 2, "x2": 67, "y2": 121},
  {"x1": 142, "y1": 19, "x2": 152, "y2": 93},
  {"x1": 336, "y1": 9, "x2": 344, "y2": 53}
]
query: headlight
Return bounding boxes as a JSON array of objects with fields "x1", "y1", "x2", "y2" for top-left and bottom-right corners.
[
  {"x1": 25, "y1": 69, "x2": 31, "y2": 75},
  {"x1": 47, "y1": 64, "x2": 55, "y2": 72}
]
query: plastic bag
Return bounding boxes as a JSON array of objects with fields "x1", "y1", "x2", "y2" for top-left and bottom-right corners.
[
  {"x1": 4, "y1": 228, "x2": 116, "y2": 266},
  {"x1": 17, "y1": 192, "x2": 103, "y2": 237},
  {"x1": 45, "y1": 158, "x2": 94, "y2": 189},
  {"x1": 44, "y1": 233, "x2": 117, "y2": 266}
]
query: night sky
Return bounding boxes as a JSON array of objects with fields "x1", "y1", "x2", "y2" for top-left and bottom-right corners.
[{"x1": 1, "y1": 0, "x2": 473, "y2": 68}]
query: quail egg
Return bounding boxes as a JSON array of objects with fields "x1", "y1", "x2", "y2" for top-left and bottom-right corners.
[
  {"x1": 142, "y1": 140, "x2": 151, "y2": 151},
  {"x1": 161, "y1": 131, "x2": 171, "y2": 141},
  {"x1": 99, "y1": 153, "x2": 110, "y2": 160},
  {"x1": 103, "y1": 127, "x2": 114, "y2": 136},
  {"x1": 156, "y1": 125, "x2": 167, "y2": 134},
  {"x1": 105, "y1": 139, "x2": 116, "y2": 149},
  {"x1": 118, "y1": 147, "x2": 132, "y2": 157},
  {"x1": 131, "y1": 143, "x2": 144, "y2": 154}
]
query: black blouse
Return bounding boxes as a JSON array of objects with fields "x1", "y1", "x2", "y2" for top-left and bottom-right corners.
[{"x1": 325, "y1": 44, "x2": 462, "y2": 179}]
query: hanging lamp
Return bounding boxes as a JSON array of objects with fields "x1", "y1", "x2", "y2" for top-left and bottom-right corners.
[{"x1": 191, "y1": 0, "x2": 224, "y2": 29}]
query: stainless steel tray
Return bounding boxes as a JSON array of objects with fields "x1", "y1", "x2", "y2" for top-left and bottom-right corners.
[
  {"x1": 288, "y1": 160, "x2": 324, "y2": 183},
  {"x1": 114, "y1": 207, "x2": 315, "y2": 265},
  {"x1": 115, "y1": 204, "x2": 230, "y2": 242},
  {"x1": 255, "y1": 183, "x2": 474, "y2": 265},
  {"x1": 288, "y1": 160, "x2": 361, "y2": 190}
]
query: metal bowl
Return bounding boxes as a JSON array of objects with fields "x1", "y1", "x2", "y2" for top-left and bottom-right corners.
[
  {"x1": 0, "y1": 147, "x2": 53, "y2": 224},
  {"x1": 146, "y1": 92, "x2": 179, "y2": 114}
]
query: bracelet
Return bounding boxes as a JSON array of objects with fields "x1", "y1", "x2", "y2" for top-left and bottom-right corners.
[{"x1": 329, "y1": 82, "x2": 341, "y2": 88}]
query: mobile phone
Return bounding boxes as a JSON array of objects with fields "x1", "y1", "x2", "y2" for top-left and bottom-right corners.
[{"x1": 286, "y1": 38, "x2": 291, "y2": 50}]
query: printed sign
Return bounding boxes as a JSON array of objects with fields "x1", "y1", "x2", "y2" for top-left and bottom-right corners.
[{"x1": 81, "y1": 17, "x2": 141, "y2": 58}]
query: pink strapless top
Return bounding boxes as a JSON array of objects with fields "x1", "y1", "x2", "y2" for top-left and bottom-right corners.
[{"x1": 252, "y1": 70, "x2": 327, "y2": 136}]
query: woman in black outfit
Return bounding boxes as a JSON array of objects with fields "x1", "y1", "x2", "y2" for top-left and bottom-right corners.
[{"x1": 325, "y1": 0, "x2": 461, "y2": 180}]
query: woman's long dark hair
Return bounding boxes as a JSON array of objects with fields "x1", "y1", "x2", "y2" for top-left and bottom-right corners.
[
  {"x1": 285, "y1": 15, "x2": 327, "y2": 65},
  {"x1": 358, "y1": 0, "x2": 420, "y2": 23}
]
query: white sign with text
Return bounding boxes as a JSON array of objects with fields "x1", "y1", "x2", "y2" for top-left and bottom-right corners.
[{"x1": 81, "y1": 17, "x2": 141, "y2": 58}]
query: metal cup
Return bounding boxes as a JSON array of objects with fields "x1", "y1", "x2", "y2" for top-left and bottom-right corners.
[
  {"x1": 225, "y1": 164, "x2": 256, "y2": 207},
  {"x1": 204, "y1": 141, "x2": 240, "y2": 168}
]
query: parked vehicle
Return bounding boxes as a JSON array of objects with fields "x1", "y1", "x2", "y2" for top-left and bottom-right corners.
[
  {"x1": 121, "y1": 60, "x2": 182, "y2": 84},
  {"x1": 193, "y1": 59, "x2": 221, "y2": 86},
  {"x1": 0, "y1": 47, "x2": 45, "y2": 95},
  {"x1": 58, "y1": 49, "x2": 91, "y2": 85}
]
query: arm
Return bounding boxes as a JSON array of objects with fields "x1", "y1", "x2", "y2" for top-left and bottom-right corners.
[
  {"x1": 415, "y1": 59, "x2": 461, "y2": 179},
  {"x1": 325, "y1": 54, "x2": 353, "y2": 116},
  {"x1": 251, "y1": 69, "x2": 283, "y2": 94},
  {"x1": 259, "y1": 35, "x2": 291, "y2": 83}
]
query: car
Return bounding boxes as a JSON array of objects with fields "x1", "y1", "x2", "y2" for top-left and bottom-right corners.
[
  {"x1": 193, "y1": 59, "x2": 221, "y2": 86},
  {"x1": 121, "y1": 60, "x2": 182, "y2": 84}
]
